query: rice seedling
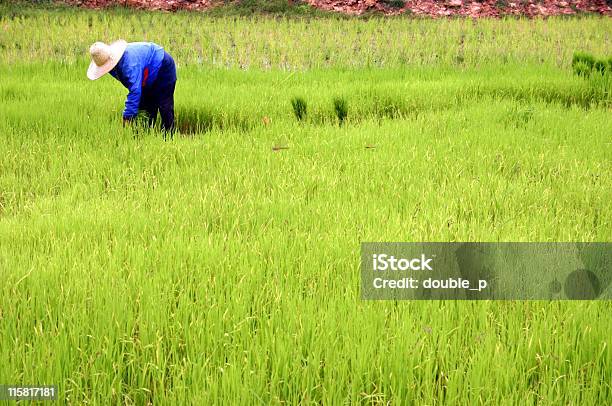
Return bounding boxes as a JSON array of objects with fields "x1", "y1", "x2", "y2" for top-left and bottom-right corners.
[
  {"x1": 572, "y1": 51, "x2": 612, "y2": 77},
  {"x1": 291, "y1": 96, "x2": 307, "y2": 121},
  {"x1": 333, "y1": 96, "x2": 348, "y2": 124}
]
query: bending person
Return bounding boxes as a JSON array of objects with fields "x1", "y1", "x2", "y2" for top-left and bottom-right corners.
[{"x1": 87, "y1": 40, "x2": 177, "y2": 135}]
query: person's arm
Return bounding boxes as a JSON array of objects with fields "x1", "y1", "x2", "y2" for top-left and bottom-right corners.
[{"x1": 121, "y1": 60, "x2": 144, "y2": 122}]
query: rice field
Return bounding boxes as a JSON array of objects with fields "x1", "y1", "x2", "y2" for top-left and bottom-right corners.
[{"x1": 0, "y1": 5, "x2": 611, "y2": 404}]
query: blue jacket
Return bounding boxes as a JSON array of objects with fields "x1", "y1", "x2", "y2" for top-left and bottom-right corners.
[{"x1": 109, "y1": 42, "x2": 165, "y2": 119}]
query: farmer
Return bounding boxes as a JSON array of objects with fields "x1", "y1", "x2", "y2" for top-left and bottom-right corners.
[{"x1": 87, "y1": 40, "x2": 177, "y2": 134}]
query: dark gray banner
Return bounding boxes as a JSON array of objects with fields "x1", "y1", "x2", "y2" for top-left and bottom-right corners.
[{"x1": 361, "y1": 243, "x2": 611, "y2": 300}]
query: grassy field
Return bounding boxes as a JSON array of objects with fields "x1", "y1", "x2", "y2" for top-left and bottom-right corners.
[{"x1": 1, "y1": 6, "x2": 611, "y2": 404}]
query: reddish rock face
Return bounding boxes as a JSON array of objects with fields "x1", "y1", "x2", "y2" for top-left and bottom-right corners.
[
  {"x1": 65, "y1": 0, "x2": 213, "y2": 11},
  {"x1": 62, "y1": 0, "x2": 612, "y2": 17},
  {"x1": 305, "y1": 0, "x2": 611, "y2": 16}
]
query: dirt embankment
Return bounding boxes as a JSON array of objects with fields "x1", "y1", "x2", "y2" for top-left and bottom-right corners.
[{"x1": 62, "y1": 0, "x2": 612, "y2": 17}]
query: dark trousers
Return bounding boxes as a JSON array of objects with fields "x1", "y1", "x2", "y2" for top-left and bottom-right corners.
[{"x1": 140, "y1": 51, "x2": 177, "y2": 134}]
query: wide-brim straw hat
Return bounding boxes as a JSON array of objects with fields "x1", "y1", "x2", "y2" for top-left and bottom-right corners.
[{"x1": 87, "y1": 40, "x2": 128, "y2": 80}]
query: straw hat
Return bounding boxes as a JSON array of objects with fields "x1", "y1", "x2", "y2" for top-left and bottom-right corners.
[{"x1": 87, "y1": 40, "x2": 128, "y2": 80}]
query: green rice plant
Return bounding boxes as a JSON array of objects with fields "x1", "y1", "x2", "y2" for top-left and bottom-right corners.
[
  {"x1": 593, "y1": 59, "x2": 608, "y2": 75},
  {"x1": 175, "y1": 107, "x2": 215, "y2": 134},
  {"x1": 333, "y1": 97, "x2": 348, "y2": 125},
  {"x1": 370, "y1": 93, "x2": 408, "y2": 119},
  {"x1": 2, "y1": 63, "x2": 611, "y2": 406},
  {"x1": 573, "y1": 60, "x2": 592, "y2": 78},
  {"x1": 129, "y1": 110, "x2": 156, "y2": 137},
  {"x1": 0, "y1": 8, "x2": 610, "y2": 69},
  {"x1": 572, "y1": 51, "x2": 596, "y2": 73},
  {"x1": 572, "y1": 51, "x2": 612, "y2": 78},
  {"x1": 291, "y1": 96, "x2": 307, "y2": 121},
  {"x1": 570, "y1": 52, "x2": 612, "y2": 106},
  {"x1": 502, "y1": 103, "x2": 535, "y2": 129},
  {"x1": 0, "y1": 85, "x2": 27, "y2": 102}
]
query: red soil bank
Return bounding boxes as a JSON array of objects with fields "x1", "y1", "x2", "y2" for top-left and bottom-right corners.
[{"x1": 62, "y1": 0, "x2": 612, "y2": 17}]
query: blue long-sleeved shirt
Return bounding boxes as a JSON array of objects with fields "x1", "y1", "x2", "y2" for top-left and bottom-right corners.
[{"x1": 109, "y1": 42, "x2": 165, "y2": 119}]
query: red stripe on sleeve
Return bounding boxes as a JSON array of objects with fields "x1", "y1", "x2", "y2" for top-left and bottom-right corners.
[{"x1": 142, "y1": 67, "x2": 149, "y2": 87}]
